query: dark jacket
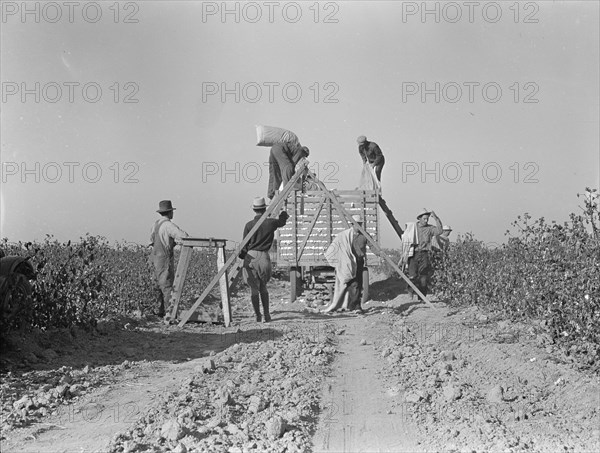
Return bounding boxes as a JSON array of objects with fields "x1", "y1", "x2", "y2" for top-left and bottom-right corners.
[
  {"x1": 240, "y1": 211, "x2": 289, "y2": 256},
  {"x1": 359, "y1": 141, "x2": 385, "y2": 167},
  {"x1": 271, "y1": 142, "x2": 306, "y2": 166}
]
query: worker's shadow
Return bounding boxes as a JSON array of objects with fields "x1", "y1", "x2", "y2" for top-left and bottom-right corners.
[
  {"x1": 368, "y1": 275, "x2": 407, "y2": 301},
  {"x1": 271, "y1": 310, "x2": 356, "y2": 323}
]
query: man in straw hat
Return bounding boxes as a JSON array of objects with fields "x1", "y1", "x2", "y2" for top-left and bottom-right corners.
[
  {"x1": 348, "y1": 214, "x2": 368, "y2": 313},
  {"x1": 407, "y1": 209, "x2": 443, "y2": 299},
  {"x1": 239, "y1": 197, "x2": 289, "y2": 322},
  {"x1": 322, "y1": 214, "x2": 368, "y2": 314},
  {"x1": 432, "y1": 225, "x2": 453, "y2": 253},
  {"x1": 357, "y1": 135, "x2": 385, "y2": 182},
  {"x1": 149, "y1": 200, "x2": 189, "y2": 318},
  {"x1": 267, "y1": 143, "x2": 310, "y2": 200}
]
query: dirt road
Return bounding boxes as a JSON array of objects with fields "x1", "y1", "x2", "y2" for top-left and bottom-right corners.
[{"x1": 2, "y1": 272, "x2": 599, "y2": 452}]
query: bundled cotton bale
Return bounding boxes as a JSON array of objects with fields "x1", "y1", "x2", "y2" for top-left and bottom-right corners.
[
  {"x1": 255, "y1": 125, "x2": 300, "y2": 147},
  {"x1": 358, "y1": 162, "x2": 381, "y2": 191}
]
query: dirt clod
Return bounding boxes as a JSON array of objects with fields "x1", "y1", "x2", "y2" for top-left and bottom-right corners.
[
  {"x1": 487, "y1": 385, "x2": 504, "y2": 403},
  {"x1": 160, "y1": 418, "x2": 184, "y2": 442},
  {"x1": 265, "y1": 415, "x2": 287, "y2": 440}
]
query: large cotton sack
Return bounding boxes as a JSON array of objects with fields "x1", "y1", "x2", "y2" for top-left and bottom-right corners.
[
  {"x1": 255, "y1": 125, "x2": 300, "y2": 147},
  {"x1": 358, "y1": 162, "x2": 381, "y2": 190}
]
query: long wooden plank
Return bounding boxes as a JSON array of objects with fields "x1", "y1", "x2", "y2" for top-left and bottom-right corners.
[
  {"x1": 303, "y1": 189, "x2": 378, "y2": 195},
  {"x1": 306, "y1": 169, "x2": 435, "y2": 308},
  {"x1": 289, "y1": 196, "x2": 379, "y2": 203},
  {"x1": 293, "y1": 209, "x2": 378, "y2": 217},
  {"x1": 216, "y1": 246, "x2": 231, "y2": 327},
  {"x1": 379, "y1": 196, "x2": 405, "y2": 240},
  {"x1": 310, "y1": 205, "x2": 374, "y2": 211},
  {"x1": 178, "y1": 162, "x2": 308, "y2": 326},
  {"x1": 169, "y1": 245, "x2": 193, "y2": 319},
  {"x1": 182, "y1": 238, "x2": 228, "y2": 247},
  {"x1": 286, "y1": 223, "x2": 377, "y2": 231},
  {"x1": 333, "y1": 196, "x2": 379, "y2": 201},
  {"x1": 292, "y1": 192, "x2": 298, "y2": 266},
  {"x1": 292, "y1": 200, "x2": 379, "y2": 206},
  {"x1": 288, "y1": 215, "x2": 379, "y2": 222},
  {"x1": 226, "y1": 257, "x2": 245, "y2": 286}
]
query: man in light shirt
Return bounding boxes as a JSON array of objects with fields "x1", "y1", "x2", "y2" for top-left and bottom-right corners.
[
  {"x1": 357, "y1": 135, "x2": 385, "y2": 182},
  {"x1": 432, "y1": 225, "x2": 453, "y2": 253},
  {"x1": 408, "y1": 209, "x2": 443, "y2": 298},
  {"x1": 149, "y1": 200, "x2": 189, "y2": 318}
]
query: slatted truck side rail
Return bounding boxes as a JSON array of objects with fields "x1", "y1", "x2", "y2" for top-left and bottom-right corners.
[{"x1": 276, "y1": 189, "x2": 380, "y2": 301}]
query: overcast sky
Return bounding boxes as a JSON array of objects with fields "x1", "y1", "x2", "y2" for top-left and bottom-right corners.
[{"x1": 1, "y1": 1, "x2": 598, "y2": 248}]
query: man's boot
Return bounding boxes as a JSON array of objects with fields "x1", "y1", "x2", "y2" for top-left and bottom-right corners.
[
  {"x1": 261, "y1": 292, "x2": 271, "y2": 323},
  {"x1": 251, "y1": 295, "x2": 261, "y2": 322},
  {"x1": 408, "y1": 278, "x2": 419, "y2": 300},
  {"x1": 155, "y1": 290, "x2": 166, "y2": 317},
  {"x1": 420, "y1": 276, "x2": 429, "y2": 299}
]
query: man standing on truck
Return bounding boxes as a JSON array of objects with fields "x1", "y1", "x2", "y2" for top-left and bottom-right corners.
[
  {"x1": 407, "y1": 209, "x2": 443, "y2": 299},
  {"x1": 239, "y1": 197, "x2": 289, "y2": 322},
  {"x1": 149, "y1": 200, "x2": 189, "y2": 319},
  {"x1": 357, "y1": 135, "x2": 385, "y2": 182},
  {"x1": 267, "y1": 143, "x2": 310, "y2": 200}
]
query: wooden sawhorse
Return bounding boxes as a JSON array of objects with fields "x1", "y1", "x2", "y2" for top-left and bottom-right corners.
[{"x1": 168, "y1": 238, "x2": 232, "y2": 327}]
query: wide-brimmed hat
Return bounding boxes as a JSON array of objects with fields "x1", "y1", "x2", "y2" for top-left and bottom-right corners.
[
  {"x1": 416, "y1": 208, "x2": 431, "y2": 219},
  {"x1": 351, "y1": 214, "x2": 363, "y2": 223},
  {"x1": 157, "y1": 200, "x2": 176, "y2": 213},
  {"x1": 443, "y1": 225, "x2": 452, "y2": 231},
  {"x1": 357, "y1": 135, "x2": 367, "y2": 144},
  {"x1": 252, "y1": 197, "x2": 267, "y2": 210}
]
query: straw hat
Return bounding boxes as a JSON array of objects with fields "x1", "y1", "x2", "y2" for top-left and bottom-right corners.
[
  {"x1": 416, "y1": 208, "x2": 431, "y2": 219},
  {"x1": 252, "y1": 197, "x2": 267, "y2": 210}
]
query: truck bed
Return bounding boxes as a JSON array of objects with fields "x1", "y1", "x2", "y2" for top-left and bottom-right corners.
[{"x1": 276, "y1": 189, "x2": 381, "y2": 267}]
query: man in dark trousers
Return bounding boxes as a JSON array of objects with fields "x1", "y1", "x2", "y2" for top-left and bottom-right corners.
[
  {"x1": 408, "y1": 208, "x2": 443, "y2": 298},
  {"x1": 239, "y1": 197, "x2": 289, "y2": 322},
  {"x1": 267, "y1": 142, "x2": 310, "y2": 200},
  {"x1": 348, "y1": 215, "x2": 368, "y2": 314},
  {"x1": 357, "y1": 135, "x2": 385, "y2": 182},
  {"x1": 149, "y1": 200, "x2": 189, "y2": 318}
]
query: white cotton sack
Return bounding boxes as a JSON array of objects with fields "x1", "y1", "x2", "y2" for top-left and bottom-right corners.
[{"x1": 255, "y1": 125, "x2": 300, "y2": 147}]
